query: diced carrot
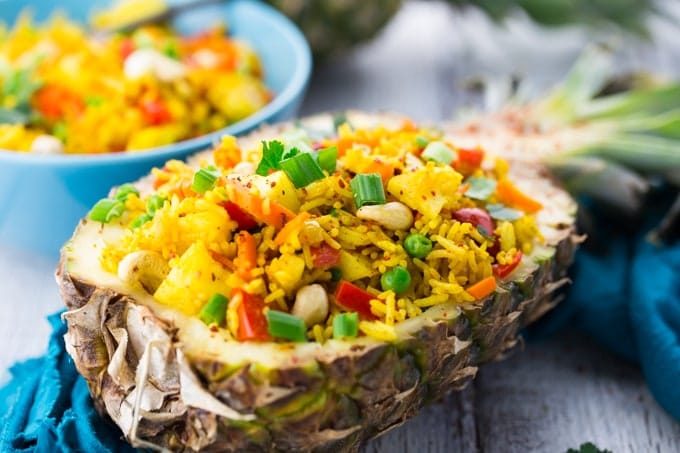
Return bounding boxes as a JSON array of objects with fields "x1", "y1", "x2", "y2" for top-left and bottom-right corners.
[
  {"x1": 496, "y1": 179, "x2": 543, "y2": 214},
  {"x1": 225, "y1": 179, "x2": 295, "y2": 229},
  {"x1": 457, "y1": 147, "x2": 484, "y2": 168},
  {"x1": 234, "y1": 231, "x2": 257, "y2": 280},
  {"x1": 336, "y1": 137, "x2": 354, "y2": 156},
  {"x1": 362, "y1": 157, "x2": 394, "y2": 184},
  {"x1": 466, "y1": 276, "x2": 497, "y2": 300},
  {"x1": 33, "y1": 84, "x2": 85, "y2": 121},
  {"x1": 274, "y1": 212, "x2": 311, "y2": 246},
  {"x1": 401, "y1": 118, "x2": 417, "y2": 131}
]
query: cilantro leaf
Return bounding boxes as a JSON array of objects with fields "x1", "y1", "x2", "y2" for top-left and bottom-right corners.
[
  {"x1": 465, "y1": 176, "x2": 497, "y2": 200},
  {"x1": 487, "y1": 203, "x2": 524, "y2": 221},
  {"x1": 256, "y1": 140, "x2": 285, "y2": 176},
  {"x1": 282, "y1": 146, "x2": 300, "y2": 160},
  {"x1": 2, "y1": 67, "x2": 43, "y2": 110},
  {"x1": 0, "y1": 107, "x2": 30, "y2": 124}
]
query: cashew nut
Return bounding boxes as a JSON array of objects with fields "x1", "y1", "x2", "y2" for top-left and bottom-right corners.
[
  {"x1": 292, "y1": 284, "x2": 329, "y2": 326},
  {"x1": 117, "y1": 250, "x2": 170, "y2": 294},
  {"x1": 30, "y1": 134, "x2": 64, "y2": 154},
  {"x1": 356, "y1": 202, "x2": 414, "y2": 230},
  {"x1": 124, "y1": 48, "x2": 186, "y2": 82}
]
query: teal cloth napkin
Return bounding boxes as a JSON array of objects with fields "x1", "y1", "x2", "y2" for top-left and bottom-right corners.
[
  {"x1": 0, "y1": 195, "x2": 678, "y2": 452},
  {"x1": 0, "y1": 314, "x2": 135, "y2": 452}
]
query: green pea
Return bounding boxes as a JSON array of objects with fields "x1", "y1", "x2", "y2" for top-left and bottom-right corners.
[
  {"x1": 403, "y1": 233, "x2": 433, "y2": 258},
  {"x1": 381, "y1": 266, "x2": 411, "y2": 294}
]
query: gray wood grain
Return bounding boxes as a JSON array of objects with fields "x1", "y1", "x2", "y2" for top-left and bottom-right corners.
[{"x1": 0, "y1": 1, "x2": 679, "y2": 452}]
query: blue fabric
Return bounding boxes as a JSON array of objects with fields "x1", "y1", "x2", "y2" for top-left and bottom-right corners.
[
  {"x1": 0, "y1": 197, "x2": 678, "y2": 452},
  {"x1": 531, "y1": 191, "x2": 680, "y2": 421},
  {"x1": 0, "y1": 313, "x2": 136, "y2": 453}
]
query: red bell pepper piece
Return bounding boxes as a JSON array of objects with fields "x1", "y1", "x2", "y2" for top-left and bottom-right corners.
[
  {"x1": 120, "y1": 38, "x2": 135, "y2": 60},
  {"x1": 334, "y1": 281, "x2": 377, "y2": 320},
  {"x1": 233, "y1": 289, "x2": 271, "y2": 342},
  {"x1": 492, "y1": 251, "x2": 523, "y2": 278},
  {"x1": 139, "y1": 98, "x2": 173, "y2": 125},
  {"x1": 221, "y1": 200, "x2": 259, "y2": 230},
  {"x1": 311, "y1": 243, "x2": 341, "y2": 269}
]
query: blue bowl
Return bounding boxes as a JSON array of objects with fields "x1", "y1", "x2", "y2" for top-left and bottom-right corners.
[{"x1": 0, "y1": 0, "x2": 311, "y2": 257}]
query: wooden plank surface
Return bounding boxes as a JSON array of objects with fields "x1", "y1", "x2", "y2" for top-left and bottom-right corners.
[{"x1": 0, "y1": 1, "x2": 679, "y2": 452}]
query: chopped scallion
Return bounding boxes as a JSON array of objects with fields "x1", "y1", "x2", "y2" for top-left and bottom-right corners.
[
  {"x1": 414, "y1": 136, "x2": 430, "y2": 147},
  {"x1": 333, "y1": 312, "x2": 358, "y2": 339},
  {"x1": 191, "y1": 166, "x2": 220, "y2": 194},
  {"x1": 199, "y1": 293, "x2": 229, "y2": 326},
  {"x1": 131, "y1": 213, "x2": 153, "y2": 229},
  {"x1": 279, "y1": 152, "x2": 325, "y2": 188},
  {"x1": 114, "y1": 183, "x2": 139, "y2": 201},
  {"x1": 317, "y1": 146, "x2": 338, "y2": 173},
  {"x1": 266, "y1": 310, "x2": 307, "y2": 342},
  {"x1": 422, "y1": 141, "x2": 455, "y2": 165},
  {"x1": 350, "y1": 173, "x2": 386, "y2": 208},
  {"x1": 146, "y1": 194, "x2": 166, "y2": 214},
  {"x1": 89, "y1": 199, "x2": 125, "y2": 223}
]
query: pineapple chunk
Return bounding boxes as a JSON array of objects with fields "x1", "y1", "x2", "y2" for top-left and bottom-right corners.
[
  {"x1": 232, "y1": 172, "x2": 300, "y2": 212},
  {"x1": 338, "y1": 250, "x2": 374, "y2": 281},
  {"x1": 387, "y1": 163, "x2": 463, "y2": 217},
  {"x1": 266, "y1": 254, "x2": 305, "y2": 293},
  {"x1": 154, "y1": 241, "x2": 231, "y2": 315}
]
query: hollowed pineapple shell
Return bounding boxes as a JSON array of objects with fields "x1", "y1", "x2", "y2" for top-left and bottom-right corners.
[{"x1": 57, "y1": 111, "x2": 579, "y2": 452}]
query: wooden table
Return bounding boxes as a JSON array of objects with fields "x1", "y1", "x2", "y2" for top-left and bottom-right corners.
[{"x1": 2, "y1": 1, "x2": 679, "y2": 451}]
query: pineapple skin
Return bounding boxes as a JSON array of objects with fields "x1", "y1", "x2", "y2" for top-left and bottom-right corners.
[
  {"x1": 57, "y1": 220, "x2": 577, "y2": 453},
  {"x1": 57, "y1": 112, "x2": 579, "y2": 452}
]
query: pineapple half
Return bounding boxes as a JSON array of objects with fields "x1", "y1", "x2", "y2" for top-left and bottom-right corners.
[{"x1": 57, "y1": 111, "x2": 579, "y2": 452}]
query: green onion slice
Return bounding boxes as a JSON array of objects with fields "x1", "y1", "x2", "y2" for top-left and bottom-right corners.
[
  {"x1": 199, "y1": 293, "x2": 229, "y2": 326},
  {"x1": 317, "y1": 145, "x2": 338, "y2": 173},
  {"x1": 422, "y1": 141, "x2": 455, "y2": 165},
  {"x1": 146, "y1": 194, "x2": 166, "y2": 215},
  {"x1": 414, "y1": 136, "x2": 430, "y2": 147},
  {"x1": 131, "y1": 213, "x2": 153, "y2": 229},
  {"x1": 114, "y1": 183, "x2": 139, "y2": 201},
  {"x1": 350, "y1": 173, "x2": 386, "y2": 208},
  {"x1": 333, "y1": 312, "x2": 358, "y2": 339},
  {"x1": 89, "y1": 199, "x2": 125, "y2": 223},
  {"x1": 192, "y1": 166, "x2": 221, "y2": 194},
  {"x1": 266, "y1": 310, "x2": 307, "y2": 342},
  {"x1": 279, "y1": 152, "x2": 326, "y2": 188}
]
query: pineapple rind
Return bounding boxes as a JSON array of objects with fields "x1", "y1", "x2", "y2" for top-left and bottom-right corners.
[{"x1": 57, "y1": 112, "x2": 578, "y2": 452}]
